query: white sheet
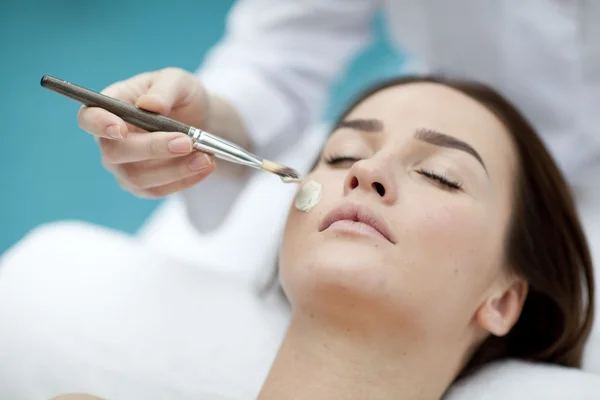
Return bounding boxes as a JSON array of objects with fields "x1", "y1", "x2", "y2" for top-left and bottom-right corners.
[
  {"x1": 1, "y1": 221, "x2": 599, "y2": 399},
  {"x1": 0, "y1": 222, "x2": 289, "y2": 399}
]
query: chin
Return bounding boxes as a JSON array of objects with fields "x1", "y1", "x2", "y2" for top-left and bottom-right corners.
[{"x1": 280, "y1": 238, "x2": 395, "y2": 316}]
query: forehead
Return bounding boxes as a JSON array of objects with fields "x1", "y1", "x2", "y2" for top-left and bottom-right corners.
[{"x1": 344, "y1": 82, "x2": 517, "y2": 179}]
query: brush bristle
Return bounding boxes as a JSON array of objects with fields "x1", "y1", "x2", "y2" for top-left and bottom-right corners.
[{"x1": 262, "y1": 159, "x2": 301, "y2": 179}]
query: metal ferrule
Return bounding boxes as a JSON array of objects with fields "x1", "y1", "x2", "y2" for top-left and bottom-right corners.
[{"x1": 187, "y1": 127, "x2": 263, "y2": 169}]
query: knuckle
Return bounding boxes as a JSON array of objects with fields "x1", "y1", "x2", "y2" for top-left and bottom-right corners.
[
  {"x1": 120, "y1": 164, "x2": 144, "y2": 189},
  {"x1": 161, "y1": 66, "x2": 183, "y2": 76},
  {"x1": 101, "y1": 81, "x2": 124, "y2": 97},
  {"x1": 184, "y1": 173, "x2": 206, "y2": 188},
  {"x1": 145, "y1": 185, "x2": 170, "y2": 199},
  {"x1": 98, "y1": 138, "x2": 120, "y2": 162},
  {"x1": 115, "y1": 177, "x2": 135, "y2": 193},
  {"x1": 100, "y1": 156, "x2": 114, "y2": 171},
  {"x1": 132, "y1": 188, "x2": 153, "y2": 199},
  {"x1": 76, "y1": 106, "x2": 87, "y2": 129},
  {"x1": 145, "y1": 136, "x2": 164, "y2": 158}
]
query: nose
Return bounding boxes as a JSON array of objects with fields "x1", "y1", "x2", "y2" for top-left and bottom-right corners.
[{"x1": 343, "y1": 158, "x2": 397, "y2": 204}]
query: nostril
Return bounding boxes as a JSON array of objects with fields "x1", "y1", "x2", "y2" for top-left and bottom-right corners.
[
  {"x1": 372, "y1": 182, "x2": 385, "y2": 197},
  {"x1": 350, "y1": 176, "x2": 359, "y2": 189}
]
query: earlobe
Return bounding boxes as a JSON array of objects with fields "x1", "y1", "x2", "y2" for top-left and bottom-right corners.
[{"x1": 475, "y1": 278, "x2": 528, "y2": 336}]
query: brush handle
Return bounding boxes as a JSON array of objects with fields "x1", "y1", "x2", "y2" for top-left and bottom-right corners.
[
  {"x1": 40, "y1": 75, "x2": 300, "y2": 180},
  {"x1": 40, "y1": 75, "x2": 191, "y2": 134}
]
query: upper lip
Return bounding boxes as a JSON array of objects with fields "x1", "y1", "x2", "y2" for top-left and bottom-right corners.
[{"x1": 318, "y1": 203, "x2": 396, "y2": 244}]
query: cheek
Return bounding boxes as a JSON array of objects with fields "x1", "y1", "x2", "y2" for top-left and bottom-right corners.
[
  {"x1": 280, "y1": 172, "x2": 379, "y2": 303},
  {"x1": 433, "y1": 194, "x2": 501, "y2": 249},
  {"x1": 294, "y1": 180, "x2": 323, "y2": 212},
  {"x1": 279, "y1": 177, "x2": 332, "y2": 277},
  {"x1": 396, "y1": 197, "x2": 506, "y2": 320},
  {"x1": 279, "y1": 204, "x2": 327, "y2": 304},
  {"x1": 406, "y1": 201, "x2": 481, "y2": 257}
]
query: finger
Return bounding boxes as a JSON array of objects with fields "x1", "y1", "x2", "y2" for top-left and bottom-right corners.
[
  {"x1": 103, "y1": 72, "x2": 154, "y2": 101},
  {"x1": 113, "y1": 152, "x2": 215, "y2": 190},
  {"x1": 135, "y1": 68, "x2": 192, "y2": 115},
  {"x1": 77, "y1": 73, "x2": 158, "y2": 139},
  {"x1": 78, "y1": 106, "x2": 129, "y2": 139},
  {"x1": 140, "y1": 171, "x2": 214, "y2": 199},
  {"x1": 98, "y1": 132, "x2": 198, "y2": 164},
  {"x1": 76, "y1": 79, "x2": 142, "y2": 139}
]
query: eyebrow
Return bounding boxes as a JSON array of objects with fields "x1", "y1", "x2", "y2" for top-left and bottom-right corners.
[{"x1": 337, "y1": 118, "x2": 488, "y2": 173}]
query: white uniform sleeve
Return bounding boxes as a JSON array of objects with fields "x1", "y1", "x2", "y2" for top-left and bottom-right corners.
[{"x1": 182, "y1": 0, "x2": 379, "y2": 232}]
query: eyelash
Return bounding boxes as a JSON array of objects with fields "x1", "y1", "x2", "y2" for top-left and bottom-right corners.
[
  {"x1": 324, "y1": 155, "x2": 463, "y2": 191},
  {"x1": 324, "y1": 155, "x2": 358, "y2": 165},
  {"x1": 417, "y1": 170, "x2": 462, "y2": 190}
]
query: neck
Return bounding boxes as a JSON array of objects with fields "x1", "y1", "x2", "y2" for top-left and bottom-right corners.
[{"x1": 258, "y1": 314, "x2": 456, "y2": 400}]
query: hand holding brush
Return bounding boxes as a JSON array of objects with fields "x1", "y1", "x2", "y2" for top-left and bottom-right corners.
[{"x1": 41, "y1": 69, "x2": 301, "y2": 198}]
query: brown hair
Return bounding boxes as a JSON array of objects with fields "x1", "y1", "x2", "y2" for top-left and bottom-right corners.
[{"x1": 267, "y1": 75, "x2": 595, "y2": 378}]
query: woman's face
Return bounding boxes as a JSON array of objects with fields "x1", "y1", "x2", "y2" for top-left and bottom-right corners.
[{"x1": 279, "y1": 82, "x2": 524, "y2": 340}]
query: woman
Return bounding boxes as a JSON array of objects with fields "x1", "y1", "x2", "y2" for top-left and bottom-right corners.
[
  {"x1": 13, "y1": 75, "x2": 597, "y2": 399},
  {"x1": 258, "y1": 75, "x2": 595, "y2": 398}
]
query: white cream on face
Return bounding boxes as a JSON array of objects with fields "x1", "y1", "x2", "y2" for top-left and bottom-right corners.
[{"x1": 294, "y1": 180, "x2": 322, "y2": 212}]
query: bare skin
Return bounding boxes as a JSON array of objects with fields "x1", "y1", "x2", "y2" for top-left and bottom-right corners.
[{"x1": 260, "y1": 82, "x2": 528, "y2": 399}]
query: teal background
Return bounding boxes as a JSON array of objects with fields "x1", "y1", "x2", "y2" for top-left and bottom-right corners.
[{"x1": 0, "y1": 1, "x2": 404, "y2": 254}]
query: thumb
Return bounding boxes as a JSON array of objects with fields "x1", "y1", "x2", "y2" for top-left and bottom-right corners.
[
  {"x1": 135, "y1": 68, "x2": 193, "y2": 116},
  {"x1": 136, "y1": 93, "x2": 170, "y2": 115}
]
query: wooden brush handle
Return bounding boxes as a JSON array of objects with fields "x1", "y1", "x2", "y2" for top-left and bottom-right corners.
[{"x1": 40, "y1": 75, "x2": 191, "y2": 134}]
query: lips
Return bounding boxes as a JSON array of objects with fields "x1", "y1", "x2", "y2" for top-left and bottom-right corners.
[{"x1": 319, "y1": 203, "x2": 396, "y2": 244}]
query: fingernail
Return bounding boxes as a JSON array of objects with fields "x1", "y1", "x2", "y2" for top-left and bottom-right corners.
[
  {"x1": 106, "y1": 125, "x2": 122, "y2": 139},
  {"x1": 168, "y1": 136, "x2": 192, "y2": 154},
  {"x1": 188, "y1": 153, "x2": 212, "y2": 171}
]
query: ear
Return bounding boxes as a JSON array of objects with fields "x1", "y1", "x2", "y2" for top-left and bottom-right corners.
[{"x1": 475, "y1": 276, "x2": 529, "y2": 336}]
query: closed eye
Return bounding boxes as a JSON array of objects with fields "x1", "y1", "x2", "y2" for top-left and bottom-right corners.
[
  {"x1": 325, "y1": 155, "x2": 463, "y2": 191},
  {"x1": 417, "y1": 169, "x2": 462, "y2": 191},
  {"x1": 324, "y1": 155, "x2": 361, "y2": 165}
]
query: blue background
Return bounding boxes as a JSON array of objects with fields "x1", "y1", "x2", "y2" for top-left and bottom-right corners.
[{"x1": 0, "y1": 1, "x2": 403, "y2": 254}]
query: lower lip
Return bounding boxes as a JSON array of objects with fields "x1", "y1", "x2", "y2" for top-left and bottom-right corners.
[{"x1": 324, "y1": 220, "x2": 388, "y2": 241}]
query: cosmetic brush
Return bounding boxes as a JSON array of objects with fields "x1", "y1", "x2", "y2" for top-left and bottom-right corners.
[{"x1": 40, "y1": 75, "x2": 302, "y2": 183}]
